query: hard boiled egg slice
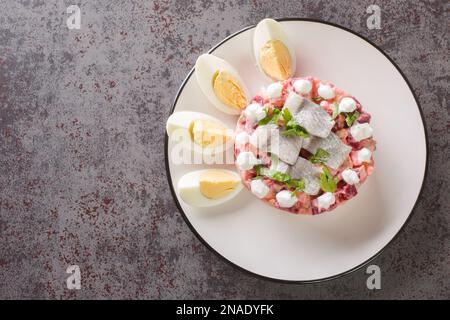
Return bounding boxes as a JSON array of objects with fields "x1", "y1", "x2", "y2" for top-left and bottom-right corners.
[
  {"x1": 166, "y1": 111, "x2": 234, "y2": 156},
  {"x1": 253, "y1": 18, "x2": 296, "y2": 81},
  {"x1": 195, "y1": 54, "x2": 249, "y2": 115},
  {"x1": 177, "y1": 169, "x2": 243, "y2": 207}
]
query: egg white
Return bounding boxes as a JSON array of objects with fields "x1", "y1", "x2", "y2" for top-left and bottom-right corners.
[
  {"x1": 177, "y1": 169, "x2": 243, "y2": 207},
  {"x1": 195, "y1": 54, "x2": 249, "y2": 115},
  {"x1": 253, "y1": 18, "x2": 296, "y2": 81},
  {"x1": 166, "y1": 111, "x2": 234, "y2": 156}
]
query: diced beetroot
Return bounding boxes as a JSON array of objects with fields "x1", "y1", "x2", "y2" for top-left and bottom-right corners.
[
  {"x1": 311, "y1": 200, "x2": 320, "y2": 215},
  {"x1": 294, "y1": 193, "x2": 313, "y2": 215},
  {"x1": 251, "y1": 95, "x2": 265, "y2": 105},
  {"x1": 336, "y1": 184, "x2": 358, "y2": 201},
  {"x1": 358, "y1": 112, "x2": 371, "y2": 123},
  {"x1": 353, "y1": 97, "x2": 363, "y2": 112},
  {"x1": 355, "y1": 165, "x2": 368, "y2": 183},
  {"x1": 299, "y1": 148, "x2": 313, "y2": 159},
  {"x1": 350, "y1": 150, "x2": 363, "y2": 166},
  {"x1": 366, "y1": 163, "x2": 375, "y2": 176},
  {"x1": 359, "y1": 138, "x2": 377, "y2": 152},
  {"x1": 271, "y1": 98, "x2": 285, "y2": 107},
  {"x1": 346, "y1": 133, "x2": 363, "y2": 149},
  {"x1": 333, "y1": 114, "x2": 346, "y2": 131}
]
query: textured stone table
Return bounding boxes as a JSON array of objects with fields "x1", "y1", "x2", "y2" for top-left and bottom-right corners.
[{"x1": 0, "y1": 0, "x2": 448, "y2": 299}]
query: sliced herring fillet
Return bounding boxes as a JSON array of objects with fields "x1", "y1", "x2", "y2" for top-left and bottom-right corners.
[
  {"x1": 261, "y1": 155, "x2": 290, "y2": 176},
  {"x1": 289, "y1": 157, "x2": 321, "y2": 195},
  {"x1": 284, "y1": 96, "x2": 334, "y2": 138},
  {"x1": 302, "y1": 132, "x2": 352, "y2": 169},
  {"x1": 250, "y1": 124, "x2": 302, "y2": 165},
  {"x1": 270, "y1": 131, "x2": 303, "y2": 165}
]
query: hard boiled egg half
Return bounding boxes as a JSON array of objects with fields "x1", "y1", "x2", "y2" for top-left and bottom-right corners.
[
  {"x1": 253, "y1": 18, "x2": 296, "y2": 81},
  {"x1": 166, "y1": 111, "x2": 234, "y2": 156},
  {"x1": 177, "y1": 169, "x2": 243, "y2": 207},
  {"x1": 195, "y1": 54, "x2": 249, "y2": 115}
]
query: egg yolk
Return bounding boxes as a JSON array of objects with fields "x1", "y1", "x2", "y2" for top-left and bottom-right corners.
[
  {"x1": 199, "y1": 170, "x2": 240, "y2": 199},
  {"x1": 212, "y1": 70, "x2": 247, "y2": 110},
  {"x1": 189, "y1": 119, "x2": 229, "y2": 148},
  {"x1": 259, "y1": 40, "x2": 292, "y2": 81}
]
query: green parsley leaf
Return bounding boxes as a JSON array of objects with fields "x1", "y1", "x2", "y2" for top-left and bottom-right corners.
[
  {"x1": 331, "y1": 102, "x2": 339, "y2": 119},
  {"x1": 258, "y1": 108, "x2": 281, "y2": 126},
  {"x1": 309, "y1": 148, "x2": 330, "y2": 164},
  {"x1": 345, "y1": 111, "x2": 360, "y2": 127},
  {"x1": 269, "y1": 171, "x2": 291, "y2": 183},
  {"x1": 281, "y1": 120, "x2": 309, "y2": 138},
  {"x1": 270, "y1": 108, "x2": 281, "y2": 124},
  {"x1": 282, "y1": 107, "x2": 293, "y2": 123},
  {"x1": 312, "y1": 96, "x2": 322, "y2": 102},
  {"x1": 257, "y1": 108, "x2": 271, "y2": 125},
  {"x1": 254, "y1": 164, "x2": 264, "y2": 177},
  {"x1": 287, "y1": 179, "x2": 305, "y2": 194},
  {"x1": 280, "y1": 128, "x2": 297, "y2": 137},
  {"x1": 319, "y1": 166, "x2": 339, "y2": 193},
  {"x1": 264, "y1": 170, "x2": 306, "y2": 195}
]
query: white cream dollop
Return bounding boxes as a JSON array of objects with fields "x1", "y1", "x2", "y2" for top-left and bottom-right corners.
[
  {"x1": 341, "y1": 168, "x2": 360, "y2": 185},
  {"x1": 357, "y1": 147, "x2": 372, "y2": 163},
  {"x1": 317, "y1": 192, "x2": 336, "y2": 210},
  {"x1": 234, "y1": 131, "x2": 249, "y2": 148},
  {"x1": 338, "y1": 97, "x2": 357, "y2": 113},
  {"x1": 266, "y1": 82, "x2": 283, "y2": 99},
  {"x1": 251, "y1": 179, "x2": 270, "y2": 199},
  {"x1": 236, "y1": 151, "x2": 260, "y2": 170},
  {"x1": 350, "y1": 123, "x2": 373, "y2": 141},
  {"x1": 244, "y1": 103, "x2": 266, "y2": 122},
  {"x1": 276, "y1": 190, "x2": 298, "y2": 208},
  {"x1": 293, "y1": 79, "x2": 312, "y2": 94},
  {"x1": 317, "y1": 84, "x2": 335, "y2": 100}
]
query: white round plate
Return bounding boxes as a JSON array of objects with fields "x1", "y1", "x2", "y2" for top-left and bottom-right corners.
[{"x1": 165, "y1": 19, "x2": 427, "y2": 282}]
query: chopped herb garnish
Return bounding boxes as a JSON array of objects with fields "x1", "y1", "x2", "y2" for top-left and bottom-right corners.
[
  {"x1": 281, "y1": 120, "x2": 309, "y2": 138},
  {"x1": 257, "y1": 108, "x2": 271, "y2": 125},
  {"x1": 269, "y1": 171, "x2": 291, "y2": 183},
  {"x1": 345, "y1": 111, "x2": 360, "y2": 127},
  {"x1": 280, "y1": 107, "x2": 309, "y2": 137},
  {"x1": 287, "y1": 178, "x2": 305, "y2": 195},
  {"x1": 282, "y1": 107, "x2": 293, "y2": 123},
  {"x1": 256, "y1": 169, "x2": 306, "y2": 194},
  {"x1": 331, "y1": 102, "x2": 339, "y2": 119},
  {"x1": 258, "y1": 108, "x2": 281, "y2": 126},
  {"x1": 309, "y1": 148, "x2": 330, "y2": 164},
  {"x1": 281, "y1": 127, "x2": 309, "y2": 138},
  {"x1": 254, "y1": 164, "x2": 264, "y2": 177},
  {"x1": 270, "y1": 108, "x2": 282, "y2": 124},
  {"x1": 312, "y1": 96, "x2": 323, "y2": 102},
  {"x1": 319, "y1": 166, "x2": 339, "y2": 193}
]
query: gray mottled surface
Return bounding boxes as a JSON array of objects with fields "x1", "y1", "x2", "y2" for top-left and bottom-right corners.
[{"x1": 0, "y1": 0, "x2": 448, "y2": 299}]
